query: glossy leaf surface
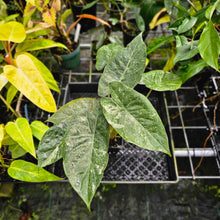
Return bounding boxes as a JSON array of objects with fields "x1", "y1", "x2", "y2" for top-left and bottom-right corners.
[
  {"x1": 5, "y1": 118, "x2": 36, "y2": 158},
  {"x1": 98, "y1": 34, "x2": 147, "y2": 97},
  {"x1": 8, "y1": 160, "x2": 62, "y2": 182},
  {"x1": 21, "y1": 52, "x2": 60, "y2": 93},
  {"x1": 48, "y1": 98, "x2": 98, "y2": 125},
  {"x1": 16, "y1": 39, "x2": 67, "y2": 53},
  {"x1": 30, "y1": 120, "x2": 49, "y2": 141},
  {"x1": 101, "y1": 82, "x2": 170, "y2": 155},
  {"x1": 96, "y1": 44, "x2": 123, "y2": 71},
  {"x1": 38, "y1": 123, "x2": 65, "y2": 167},
  {"x1": 141, "y1": 70, "x2": 182, "y2": 91},
  {"x1": 39, "y1": 98, "x2": 110, "y2": 209},
  {"x1": 198, "y1": 21, "x2": 220, "y2": 71},
  {"x1": 0, "y1": 21, "x2": 26, "y2": 43},
  {"x1": 4, "y1": 54, "x2": 57, "y2": 112},
  {"x1": 62, "y1": 98, "x2": 109, "y2": 209}
]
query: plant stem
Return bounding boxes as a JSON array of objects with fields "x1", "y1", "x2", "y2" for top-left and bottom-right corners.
[
  {"x1": 146, "y1": 89, "x2": 152, "y2": 98},
  {"x1": 0, "y1": 94, "x2": 19, "y2": 117},
  {"x1": 186, "y1": 0, "x2": 198, "y2": 12},
  {"x1": 15, "y1": 93, "x2": 23, "y2": 117}
]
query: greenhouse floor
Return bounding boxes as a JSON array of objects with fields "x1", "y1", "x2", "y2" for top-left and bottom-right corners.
[{"x1": 0, "y1": 180, "x2": 220, "y2": 220}]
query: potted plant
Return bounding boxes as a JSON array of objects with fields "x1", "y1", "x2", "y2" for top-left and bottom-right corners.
[{"x1": 0, "y1": 0, "x2": 67, "y2": 183}]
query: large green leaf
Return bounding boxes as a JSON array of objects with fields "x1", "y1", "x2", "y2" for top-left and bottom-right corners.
[
  {"x1": 16, "y1": 39, "x2": 67, "y2": 53},
  {"x1": 98, "y1": 34, "x2": 147, "y2": 97},
  {"x1": 8, "y1": 160, "x2": 62, "y2": 182},
  {"x1": 5, "y1": 117, "x2": 36, "y2": 158},
  {"x1": 62, "y1": 99, "x2": 109, "y2": 210},
  {"x1": 174, "y1": 40, "x2": 199, "y2": 64},
  {"x1": 140, "y1": 70, "x2": 182, "y2": 91},
  {"x1": 4, "y1": 54, "x2": 57, "y2": 112},
  {"x1": 48, "y1": 98, "x2": 98, "y2": 125},
  {"x1": 0, "y1": 21, "x2": 26, "y2": 43},
  {"x1": 30, "y1": 120, "x2": 49, "y2": 141},
  {"x1": 176, "y1": 59, "x2": 208, "y2": 83},
  {"x1": 21, "y1": 52, "x2": 60, "y2": 93},
  {"x1": 38, "y1": 98, "x2": 110, "y2": 209},
  {"x1": 101, "y1": 82, "x2": 170, "y2": 155},
  {"x1": 198, "y1": 21, "x2": 220, "y2": 71},
  {"x1": 37, "y1": 123, "x2": 65, "y2": 167},
  {"x1": 96, "y1": 44, "x2": 124, "y2": 71}
]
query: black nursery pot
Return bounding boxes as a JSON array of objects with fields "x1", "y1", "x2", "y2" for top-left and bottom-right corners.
[{"x1": 70, "y1": 1, "x2": 97, "y2": 33}]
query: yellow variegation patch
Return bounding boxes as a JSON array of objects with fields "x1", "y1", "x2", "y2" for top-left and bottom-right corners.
[{"x1": 42, "y1": 7, "x2": 56, "y2": 26}]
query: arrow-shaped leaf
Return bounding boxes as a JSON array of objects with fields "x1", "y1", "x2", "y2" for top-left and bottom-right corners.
[
  {"x1": 101, "y1": 82, "x2": 170, "y2": 155},
  {"x1": 5, "y1": 117, "x2": 36, "y2": 158},
  {"x1": 0, "y1": 21, "x2": 26, "y2": 43},
  {"x1": 4, "y1": 54, "x2": 57, "y2": 112},
  {"x1": 98, "y1": 33, "x2": 147, "y2": 97},
  {"x1": 198, "y1": 20, "x2": 220, "y2": 71},
  {"x1": 38, "y1": 98, "x2": 110, "y2": 210}
]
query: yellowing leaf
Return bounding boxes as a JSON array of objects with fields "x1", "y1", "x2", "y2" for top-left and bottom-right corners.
[
  {"x1": 0, "y1": 21, "x2": 26, "y2": 43},
  {"x1": 42, "y1": 7, "x2": 56, "y2": 26},
  {"x1": 23, "y1": 3, "x2": 37, "y2": 26},
  {"x1": 5, "y1": 118, "x2": 36, "y2": 158},
  {"x1": 4, "y1": 54, "x2": 57, "y2": 112},
  {"x1": 0, "y1": 73, "x2": 8, "y2": 91},
  {"x1": 163, "y1": 51, "x2": 175, "y2": 71},
  {"x1": 150, "y1": 8, "x2": 170, "y2": 29}
]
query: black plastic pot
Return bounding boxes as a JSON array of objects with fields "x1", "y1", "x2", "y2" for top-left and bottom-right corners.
[{"x1": 70, "y1": 1, "x2": 97, "y2": 33}]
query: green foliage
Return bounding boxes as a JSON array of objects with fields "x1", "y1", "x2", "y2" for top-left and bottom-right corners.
[{"x1": 140, "y1": 70, "x2": 182, "y2": 91}]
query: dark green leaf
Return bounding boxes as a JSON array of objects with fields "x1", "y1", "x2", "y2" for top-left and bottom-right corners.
[
  {"x1": 176, "y1": 59, "x2": 208, "y2": 83},
  {"x1": 8, "y1": 160, "x2": 62, "y2": 182},
  {"x1": 198, "y1": 21, "x2": 220, "y2": 71},
  {"x1": 82, "y1": 0, "x2": 99, "y2": 10},
  {"x1": 39, "y1": 98, "x2": 110, "y2": 209},
  {"x1": 98, "y1": 34, "x2": 147, "y2": 97},
  {"x1": 140, "y1": 70, "x2": 182, "y2": 91},
  {"x1": 164, "y1": 0, "x2": 173, "y2": 15},
  {"x1": 48, "y1": 98, "x2": 99, "y2": 125},
  {"x1": 96, "y1": 44, "x2": 124, "y2": 71},
  {"x1": 147, "y1": 35, "x2": 174, "y2": 55},
  {"x1": 62, "y1": 99, "x2": 110, "y2": 209},
  {"x1": 101, "y1": 82, "x2": 170, "y2": 155},
  {"x1": 174, "y1": 40, "x2": 199, "y2": 64},
  {"x1": 38, "y1": 123, "x2": 65, "y2": 167},
  {"x1": 177, "y1": 16, "x2": 197, "y2": 34}
]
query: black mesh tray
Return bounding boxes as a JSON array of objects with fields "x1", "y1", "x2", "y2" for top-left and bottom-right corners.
[{"x1": 57, "y1": 82, "x2": 178, "y2": 183}]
